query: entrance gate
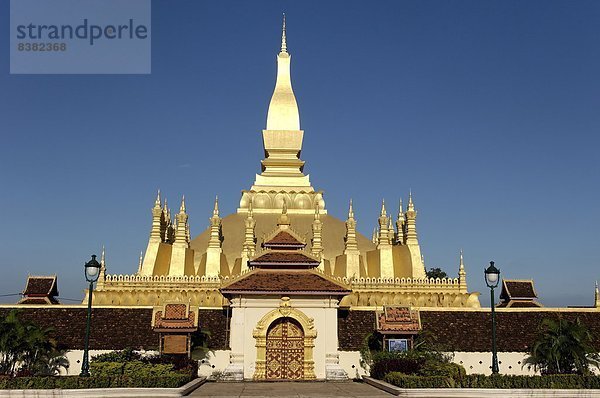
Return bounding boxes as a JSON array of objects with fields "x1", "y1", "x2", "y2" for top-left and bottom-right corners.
[{"x1": 265, "y1": 317, "x2": 305, "y2": 380}]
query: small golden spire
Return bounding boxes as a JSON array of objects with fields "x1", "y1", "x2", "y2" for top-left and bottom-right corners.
[
  {"x1": 380, "y1": 199, "x2": 387, "y2": 217},
  {"x1": 397, "y1": 199, "x2": 404, "y2": 221},
  {"x1": 213, "y1": 195, "x2": 219, "y2": 217},
  {"x1": 459, "y1": 249, "x2": 465, "y2": 272},
  {"x1": 180, "y1": 195, "x2": 186, "y2": 213},
  {"x1": 408, "y1": 190, "x2": 414, "y2": 211},
  {"x1": 154, "y1": 190, "x2": 161, "y2": 207},
  {"x1": 248, "y1": 201, "x2": 254, "y2": 218},
  {"x1": 281, "y1": 13, "x2": 287, "y2": 53},
  {"x1": 348, "y1": 199, "x2": 355, "y2": 219},
  {"x1": 99, "y1": 245, "x2": 106, "y2": 283},
  {"x1": 314, "y1": 202, "x2": 321, "y2": 220},
  {"x1": 138, "y1": 251, "x2": 143, "y2": 274}
]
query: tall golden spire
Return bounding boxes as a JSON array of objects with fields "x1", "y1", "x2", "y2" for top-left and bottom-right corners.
[{"x1": 266, "y1": 13, "x2": 300, "y2": 131}]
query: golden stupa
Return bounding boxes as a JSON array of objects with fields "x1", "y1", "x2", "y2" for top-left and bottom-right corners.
[{"x1": 91, "y1": 17, "x2": 480, "y2": 310}]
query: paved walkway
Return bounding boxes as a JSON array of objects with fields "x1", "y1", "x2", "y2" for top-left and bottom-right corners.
[{"x1": 190, "y1": 381, "x2": 393, "y2": 397}]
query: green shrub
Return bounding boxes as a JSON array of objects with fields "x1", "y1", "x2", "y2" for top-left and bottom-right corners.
[
  {"x1": 91, "y1": 361, "x2": 181, "y2": 378},
  {"x1": 91, "y1": 347, "x2": 143, "y2": 363},
  {"x1": 90, "y1": 362, "x2": 124, "y2": 376},
  {"x1": 383, "y1": 373, "x2": 455, "y2": 388},
  {"x1": 370, "y1": 357, "x2": 424, "y2": 380},
  {"x1": 90, "y1": 349, "x2": 197, "y2": 378},
  {"x1": 123, "y1": 362, "x2": 177, "y2": 377},
  {"x1": 0, "y1": 375, "x2": 193, "y2": 389},
  {"x1": 419, "y1": 361, "x2": 466, "y2": 378},
  {"x1": 370, "y1": 349, "x2": 459, "y2": 380}
]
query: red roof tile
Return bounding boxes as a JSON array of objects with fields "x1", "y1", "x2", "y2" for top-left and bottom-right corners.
[
  {"x1": 501, "y1": 280, "x2": 537, "y2": 300},
  {"x1": 153, "y1": 309, "x2": 197, "y2": 331},
  {"x1": 23, "y1": 277, "x2": 57, "y2": 297},
  {"x1": 250, "y1": 251, "x2": 319, "y2": 265},
  {"x1": 263, "y1": 231, "x2": 305, "y2": 248},
  {"x1": 221, "y1": 270, "x2": 351, "y2": 295},
  {"x1": 376, "y1": 307, "x2": 422, "y2": 334}
]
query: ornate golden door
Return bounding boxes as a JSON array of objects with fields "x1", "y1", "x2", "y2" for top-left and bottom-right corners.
[{"x1": 265, "y1": 317, "x2": 305, "y2": 380}]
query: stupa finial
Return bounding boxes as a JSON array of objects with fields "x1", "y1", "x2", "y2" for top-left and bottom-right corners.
[
  {"x1": 380, "y1": 199, "x2": 387, "y2": 217},
  {"x1": 138, "y1": 251, "x2": 143, "y2": 273},
  {"x1": 281, "y1": 13, "x2": 287, "y2": 53},
  {"x1": 180, "y1": 195, "x2": 186, "y2": 213},
  {"x1": 154, "y1": 189, "x2": 161, "y2": 207},
  {"x1": 213, "y1": 195, "x2": 219, "y2": 217},
  {"x1": 397, "y1": 199, "x2": 404, "y2": 220}
]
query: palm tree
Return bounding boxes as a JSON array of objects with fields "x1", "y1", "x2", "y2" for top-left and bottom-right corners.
[
  {"x1": 0, "y1": 310, "x2": 69, "y2": 376},
  {"x1": 524, "y1": 317, "x2": 600, "y2": 375}
]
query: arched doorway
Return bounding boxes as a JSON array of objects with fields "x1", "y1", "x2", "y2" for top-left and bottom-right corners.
[
  {"x1": 252, "y1": 303, "x2": 316, "y2": 380},
  {"x1": 265, "y1": 317, "x2": 304, "y2": 380}
]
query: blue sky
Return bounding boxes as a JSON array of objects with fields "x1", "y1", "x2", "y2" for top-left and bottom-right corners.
[{"x1": 0, "y1": 0, "x2": 599, "y2": 306}]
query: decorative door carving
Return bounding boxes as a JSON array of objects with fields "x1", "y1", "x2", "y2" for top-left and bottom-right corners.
[{"x1": 265, "y1": 317, "x2": 305, "y2": 380}]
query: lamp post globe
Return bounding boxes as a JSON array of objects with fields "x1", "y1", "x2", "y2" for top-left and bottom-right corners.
[
  {"x1": 484, "y1": 261, "x2": 500, "y2": 288},
  {"x1": 80, "y1": 254, "x2": 101, "y2": 377},
  {"x1": 484, "y1": 261, "x2": 501, "y2": 374},
  {"x1": 85, "y1": 255, "x2": 101, "y2": 283}
]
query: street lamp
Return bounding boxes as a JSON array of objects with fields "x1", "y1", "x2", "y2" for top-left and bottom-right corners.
[
  {"x1": 80, "y1": 254, "x2": 101, "y2": 377},
  {"x1": 484, "y1": 261, "x2": 501, "y2": 374}
]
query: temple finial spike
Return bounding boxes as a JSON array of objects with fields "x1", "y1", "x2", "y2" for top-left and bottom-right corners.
[
  {"x1": 397, "y1": 198, "x2": 404, "y2": 220},
  {"x1": 380, "y1": 199, "x2": 387, "y2": 217},
  {"x1": 154, "y1": 190, "x2": 161, "y2": 207},
  {"x1": 281, "y1": 13, "x2": 287, "y2": 53},
  {"x1": 180, "y1": 195, "x2": 186, "y2": 213},
  {"x1": 213, "y1": 195, "x2": 219, "y2": 216},
  {"x1": 459, "y1": 249, "x2": 465, "y2": 270},
  {"x1": 138, "y1": 251, "x2": 143, "y2": 273},
  {"x1": 348, "y1": 199, "x2": 354, "y2": 219}
]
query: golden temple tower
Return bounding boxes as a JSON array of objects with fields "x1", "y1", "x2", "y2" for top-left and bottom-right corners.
[{"x1": 92, "y1": 16, "x2": 479, "y2": 309}]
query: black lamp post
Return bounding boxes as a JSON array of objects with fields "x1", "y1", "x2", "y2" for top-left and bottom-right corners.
[
  {"x1": 80, "y1": 254, "x2": 101, "y2": 377},
  {"x1": 484, "y1": 261, "x2": 500, "y2": 374}
]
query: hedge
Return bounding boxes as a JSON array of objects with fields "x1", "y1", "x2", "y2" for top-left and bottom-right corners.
[
  {"x1": 0, "y1": 375, "x2": 193, "y2": 389},
  {"x1": 90, "y1": 361, "x2": 179, "y2": 377},
  {"x1": 382, "y1": 373, "x2": 600, "y2": 389}
]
